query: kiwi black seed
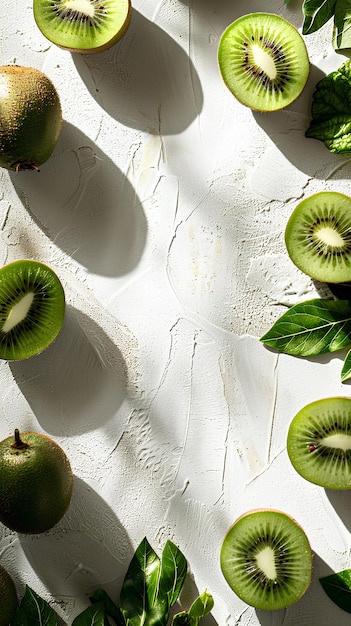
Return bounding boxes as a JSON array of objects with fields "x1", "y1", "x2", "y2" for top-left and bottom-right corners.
[
  {"x1": 220, "y1": 509, "x2": 312, "y2": 610},
  {"x1": 285, "y1": 191, "x2": 351, "y2": 284},
  {"x1": 218, "y1": 12, "x2": 310, "y2": 112},
  {"x1": 0, "y1": 260, "x2": 65, "y2": 360},
  {"x1": 0, "y1": 65, "x2": 62, "y2": 171},
  {"x1": 287, "y1": 397, "x2": 351, "y2": 490},
  {"x1": 34, "y1": 0, "x2": 132, "y2": 54}
]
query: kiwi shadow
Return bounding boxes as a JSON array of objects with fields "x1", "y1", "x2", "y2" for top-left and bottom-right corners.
[
  {"x1": 251, "y1": 63, "x2": 350, "y2": 179},
  {"x1": 325, "y1": 489, "x2": 351, "y2": 533},
  {"x1": 18, "y1": 476, "x2": 134, "y2": 606},
  {"x1": 9, "y1": 121, "x2": 147, "y2": 277},
  {"x1": 256, "y1": 552, "x2": 349, "y2": 625},
  {"x1": 9, "y1": 305, "x2": 129, "y2": 437},
  {"x1": 326, "y1": 282, "x2": 351, "y2": 301},
  {"x1": 72, "y1": 9, "x2": 203, "y2": 135}
]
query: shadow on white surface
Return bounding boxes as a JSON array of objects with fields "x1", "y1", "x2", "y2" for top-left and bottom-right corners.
[
  {"x1": 255, "y1": 552, "x2": 348, "y2": 625},
  {"x1": 326, "y1": 489, "x2": 351, "y2": 533},
  {"x1": 251, "y1": 64, "x2": 347, "y2": 181},
  {"x1": 19, "y1": 477, "x2": 133, "y2": 607},
  {"x1": 9, "y1": 306, "x2": 129, "y2": 436},
  {"x1": 9, "y1": 122, "x2": 147, "y2": 277},
  {"x1": 72, "y1": 9, "x2": 203, "y2": 135}
]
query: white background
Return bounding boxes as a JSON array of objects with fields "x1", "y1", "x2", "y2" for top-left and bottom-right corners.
[{"x1": 1, "y1": 1, "x2": 351, "y2": 624}]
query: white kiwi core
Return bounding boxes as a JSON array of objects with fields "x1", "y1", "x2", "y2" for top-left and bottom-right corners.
[
  {"x1": 255, "y1": 546, "x2": 277, "y2": 580},
  {"x1": 3, "y1": 293, "x2": 34, "y2": 332},
  {"x1": 252, "y1": 44, "x2": 277, "y2": 80},
  {"x1": 315, "y1": 225, "x2": 345, "y2": 247},
  {"x1": 64, "y1": 0, "x2": 95, "y2": 17},
  {"x1": 321, "y1": 433, "x2": 351, "y2": 451}
]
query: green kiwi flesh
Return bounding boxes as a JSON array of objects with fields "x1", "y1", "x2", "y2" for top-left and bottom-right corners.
[
  {"x1": 220, "y1": 509, "x2": 312, "y2": 610},
  {"x1": 0, "y1": 260, "x2": 65, "y2": 360},
  {"x1": 0, "y1": 65, "x2": 62, "y2": 171},
  {"x1": 287, "y1": 397, "x2": 351, "y2": 489},
  {"x1": 285, "y1": 191, "x2": 351, "y2": 284},
  {"x1": 218, "y1": 13, "x2": 309, "y2": 112},
  {"x1": 34, "y1": 0, "x2": 132, "y2": 54}
]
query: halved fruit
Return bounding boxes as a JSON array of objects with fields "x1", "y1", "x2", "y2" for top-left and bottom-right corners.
[
  {"x1": 220, "y1": 509, "x2": 312, "y2": 610},
  {"x1": 285, "y1": 191, "x2": 351, "y2": 284},
  {"x1": 33, "y1": 0, "x2": 132, "y2": 54},
  {"x1": 218, "y1": 13, "x2": 310, "y2": 112},
  {"x1": 287, "y1": 397, "x2": 351, "y2": 489},
  {"x1": 0, "y1": 260, "x2": 65, "y2": 360}
]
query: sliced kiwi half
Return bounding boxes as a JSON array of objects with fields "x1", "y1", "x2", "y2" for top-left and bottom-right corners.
[
  {"x1": 285, "y1": 191, "x2": 351, "y2": 284},
  {"x1": 287, "y1": 397, "x2": 351, "y2": 490},
  {"x1": 218, "y1": 13, "x2": 310, "y2": 112},
  {"x1": 220, "y1": 509, "x2": 312, "y2": 610},
  {"x1": 34, "y1": 0, "x2": 132, "y2": 54},
  {"x1": 0, "y1": 260, "x2": 65, "y2": 360}
]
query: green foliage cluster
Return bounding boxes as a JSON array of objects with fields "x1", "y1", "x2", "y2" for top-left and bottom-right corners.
[{"x1": 9, "y1": 538, "x2": 213, "y2": 626}]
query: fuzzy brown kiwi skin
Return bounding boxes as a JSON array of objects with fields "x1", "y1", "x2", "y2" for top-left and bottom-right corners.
[
  {"x1": 41, "y1": 0, "x2": 132, "y2": 54},
  {"x1": 0, "y1": 65, "x2": 62, "y2": 171},
  {"x1": 228, "y1": 507, "x2": 313, "y2": 543}
]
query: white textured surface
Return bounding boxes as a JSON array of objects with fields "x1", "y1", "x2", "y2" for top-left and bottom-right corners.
[{"x1": 1, "y1": 1, "x2": 351, "y2": 624}]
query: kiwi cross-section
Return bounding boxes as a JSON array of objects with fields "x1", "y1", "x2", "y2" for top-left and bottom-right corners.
[
  {"x1": 287, "y1": 397, "x2": 351, "y2": 490},
  {"x1": 218, "y1": 13, "x2": 310, "y2": 112},
  {"x1": 0, "y1": 260, "x2": 65, "y2": 360},
  {"x1": 34, "y1": 0, "x2": 132, "y2": 54},
  {"x1": 220, "y1": 509, "x2": 312, "y2": 611},
  {"x1": 285, "y1": 191, "x2": 351, "y2": 284}
]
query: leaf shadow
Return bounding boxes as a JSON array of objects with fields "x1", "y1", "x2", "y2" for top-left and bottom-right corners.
[
  {"x1": 72, "y1": 8, "x2": 203, "y2": 135},
  {"x1": 9, "y1": 121, "x2": 147, "y2": 277},
  {"x1": 18, "y1": 476, "x2": 134, "y2": 607},
  {"x1": 9, "y1": 304, "x2": 129, "y2": 437}
]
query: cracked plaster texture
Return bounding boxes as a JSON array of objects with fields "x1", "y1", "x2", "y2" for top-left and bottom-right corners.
[{"x1": 0, "y1": 1, "x2": 351, "y2": 624}]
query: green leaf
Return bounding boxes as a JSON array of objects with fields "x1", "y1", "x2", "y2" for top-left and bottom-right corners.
[
  {"x1": 10, "y1": 586, "x2": 58, "y2": 626},
  {"x1": 302, "y1": 0, "x2": 337, "y2": 34},
  {"x1": 306, "y1": 59, "x2": 351, "y2": 153},
  {"x1": 341, "y1": 347, "x2": 351, "y2": 381},
  {"x1": 89, "y1": 589, "x2": 124, "y2": 625},
  {"x1": 333, "y1": 0, "x2": 351, "y2": 54},
  {"x1": 119, "y1": 538, "x2": 188, "y2": 626},
  {"x1": 158, "y1": 540, "x2": 187, "y2": 609},
  {"x1": 260, "y1": 298, "x2": 351, "y2": 356},
  {"x1": 119, "y1": 537, "x2": 166, "y2": 626},
  {"x1": 72, "y1": 602, "x2": 106, "y2": 626},
  {"x1": 172, "y1": 591, "x2": 214, "y2": 625},
  {"x1": 320, "y1": 568, "x2": 351, "y2": 613}
]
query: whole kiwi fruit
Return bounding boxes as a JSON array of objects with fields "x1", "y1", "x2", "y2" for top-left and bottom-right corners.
[
  {"x1": 0, "y1": 65, "x2": 62, "y2": 171},
  {"x1": 220, "y1": 508, "x2": 312, "y2": 610},
  {"x1": 0, "y1": 429, "x2": 73, "y2": 534},
  {"x1": 34, "y1": 0, "x2": 132, "y2": 54},
  {"x1": 218, "y1": 12, "x2": 310, "y2": 112}
]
